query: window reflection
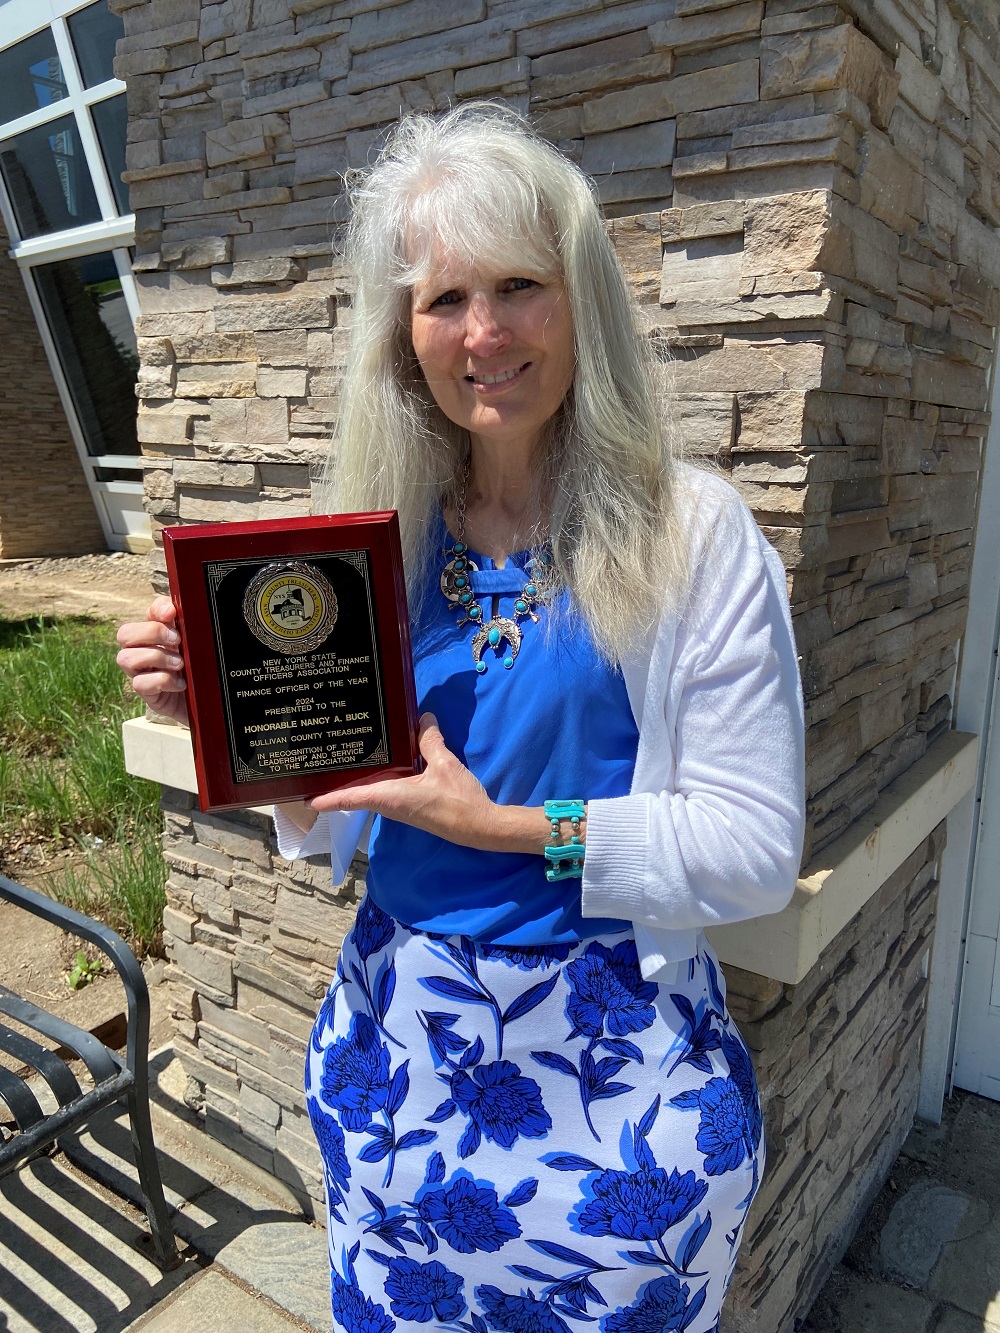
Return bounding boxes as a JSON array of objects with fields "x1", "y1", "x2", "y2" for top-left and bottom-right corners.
[
  {"x1": 33, "y1": 250, "x2": 138, "y2": 458},
  {"x1": 67, "y1": 1, "x2": 124, "y2": 90},
  {"x1": 0, "y1": 114, "x2": 101, "y2": 238},
  {"x1": 91, "y1": 93, "x2": 127, "y2": 214},
  {"x1": 0, "y1": 29, "x2": 67, "y2": 125}
]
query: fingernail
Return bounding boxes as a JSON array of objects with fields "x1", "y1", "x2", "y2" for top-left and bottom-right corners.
[
  {"x1": 165, "y1": 630, "x2": 180, "y2": 645},
  {"x1": 167, "y1": 655, "x2": 183, "y2": 668}
]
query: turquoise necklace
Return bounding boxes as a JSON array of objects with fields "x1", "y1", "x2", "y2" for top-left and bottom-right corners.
[{"x1": 439, "y1": 470, "x2": 551, "y2": 673}]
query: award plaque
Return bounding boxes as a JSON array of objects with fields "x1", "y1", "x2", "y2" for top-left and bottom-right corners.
[{"x1": 162, "y1": 512, "x2": 420, "y2": 812}]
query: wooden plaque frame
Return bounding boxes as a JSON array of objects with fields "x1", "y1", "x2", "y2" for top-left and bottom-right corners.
[{"x1": 162, "y1": 512, "x2": 420, "y2": 812}]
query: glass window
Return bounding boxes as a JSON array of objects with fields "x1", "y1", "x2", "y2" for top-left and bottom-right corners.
[
  {"x1": 90, "y1": 92, "x2": 127, "y2": 214},
  {"x1": 67, "y1": 1, "x2": 124, "y2": 89},
  {"x1": 33, "y1": 250, "x2": 139, "y2": 458},
  {"x1": 0, "y1": 28, "x2": 68, "y2": 125},
  {"x1": 0, "y1": 114, "x2": 101, "y2": 238}
]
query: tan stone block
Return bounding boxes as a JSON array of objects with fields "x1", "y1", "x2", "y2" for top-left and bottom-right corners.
[
  {"x1": 514, "y1": 0, "x2": 664, "y2": 59},
  {"x1": 242, "y1": 80, "x2": 329, "y2": 119},
  {"x1": 742, "y1": 189, "x2": 830, "y2": 274},
  {"x1": 164, "y1": 235, "x2": 234, "y2": 271},
  {"x1": 650, "y1": 1, "x2": 762, "y2": 53},
  {"x1": 671, "y1": 394, "x2": 737, "y2": 455},
  {"x1": 736, "y1": 391, "x2": 808, "y2": 451},
  {"x1": 212, "y1": 257, "x2": 304, "y2": 287},
  {"x1": 608, "y1": 212, "x2": 662, "y2": 289},
  {"x1": 582, "y1": 59, "x2": 759, "y2": 134},
  {"x1": 172, "y1": 332, "x2": 257, "y2": 362},
  {"x1": 137, "y1": 270, "x2": 218, "y2": 314},
  {"x1": 661, "y1": 200, "x2": 744, "y2": 243},
  {"x1": 214, "y1": 293, "x2": 333, "y2": 332},
  {"x1": 350, "y1": 0, "x2": 484, "y2": 51},
  {"x1": 138, "y1": 337, "x2": 175, "y2": 367},
  {"x1": 137, "y1": 364, "x2": 177, "y2": 398},
  {"x1": 178, "y1": 490, "x2": 261, "y2": 522},
  {"x1": 346, "y1": 18, "x2": 514, "y2": 93},
  {"x1": 175, "y1": 363, "x2": 257, "y2": 397},
  {"x1": 530, "y1": 50, "x2": 671, "y2": 106},
  {"x1": 762, "y1": 24, "x2": 899, "y2": 129},
  {"x1": 258, "y1": 367, "x2": 309, "y2": 397},
  {"x1": 858, "y1": 129, "x2": 924, "y2": 234},
  {"x1": 260, "y1": 330, "x2": 310, "y2": 365},
  {"x1": 895, "y1": 43, "x2": 942, "y2": 122}
]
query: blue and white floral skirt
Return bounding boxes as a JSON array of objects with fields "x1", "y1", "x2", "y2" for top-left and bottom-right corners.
[{"x1": 305, "y1": 896, "x2": 764, "y2": 1333}]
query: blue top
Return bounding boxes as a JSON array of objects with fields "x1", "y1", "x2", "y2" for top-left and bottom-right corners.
[{"x1": 365, "y1": 521, "x2": 638, "y2": 944}]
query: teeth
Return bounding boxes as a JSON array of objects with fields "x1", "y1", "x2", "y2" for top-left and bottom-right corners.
[{"x1": 470, "y1": 366, "x2": 522, "y2": 385}]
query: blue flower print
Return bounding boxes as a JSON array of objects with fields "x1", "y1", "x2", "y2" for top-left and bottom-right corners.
[
  {"x1": 479, "y1": 941, "x2": 572, "y2": 969},
  {"x1": 721, "y1": 1029, "x2": 763, "y2": 1152},
  {"x1": 451, "y1": 1059, "x2": 552, "y2": 1149},
  {"x1": 321, "y1": 1012, "x2": 391, "y2": 1133},
  {"x1": 308, "y1": 1098, "x2": 351, "y2": 1190},
  {"x1": 354, "y1": 894, "x2": 396, "y2": 961},
  {"x1": 476, "y1": 1285, "x2": 571, "y2": 1333},
  {"x1": 692, "y1": 1079, "x2": 752, "y2": 1176},
  {"x1": 332, "y1": 1273, "x2": 395, "y2": 1333},
  {"x1": 566, "y1": 940, "x2": 658, "y2": 1038},
  {"x1": 603, "y1": 1274, "x2": 691, "y2": 1333},
  {"x1": 383, "y1": 1255, "x2": 464, "y2": 1322},
  {"x1": 670, "y1": 1030, "x2": 762, "y2": 1178},
  {"x1": 578, "y1": 1166, "x2": 708, "y2": 1241},
  {"x1": 417, "y1": 1175, "x2": 521, "y2": 1253}
]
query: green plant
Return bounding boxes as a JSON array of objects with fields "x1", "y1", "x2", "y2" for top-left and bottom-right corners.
[
  {"x1": 66, "y1": 950, "x2": 102, "y2": 990},
  {"x1": 45, "y1": 817, "x2": 166, "y2": 957},
  {"x1": 0, "y1": 614, "x2": 166, "y2": 953}
]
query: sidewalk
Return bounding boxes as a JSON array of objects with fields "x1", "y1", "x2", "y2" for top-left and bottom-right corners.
[
  {"x1": 1, "y1": 1050, "x2": 998, "y2": 1333},
  {"x1": 802, "y1": 1088, "x2": 1000, "y2": 1333},
  {"x1": 0, "y1": 1047, "x2": 332, "y2": 1333}
]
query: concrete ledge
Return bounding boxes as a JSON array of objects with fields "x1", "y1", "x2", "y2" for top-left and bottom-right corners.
[
  {"x1": 123, "y1": 716, "x2": 978, "y2": 986},
  {"x1": 124, "y1": 715, "x2": 198, "y2": 794},
  {"x1": 708, "y1": 730, "x2": 979, "y2": 984}
]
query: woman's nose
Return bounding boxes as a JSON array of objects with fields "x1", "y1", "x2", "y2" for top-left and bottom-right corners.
[{"x1": 464, "y1": 295, "x2": 509, "y2": 355}]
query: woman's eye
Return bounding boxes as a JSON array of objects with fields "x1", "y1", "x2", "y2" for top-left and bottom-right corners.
[
  {"x1": 506, "y1": 277, "x2": 538, "y2": 292},
  {"x1": 429, "y1": 290, "x2": 461, "y2": 308}
]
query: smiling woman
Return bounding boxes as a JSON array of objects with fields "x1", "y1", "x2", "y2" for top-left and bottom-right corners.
[{"x1": 117, "y1": 102, "x2": 805, "y2": 1333}]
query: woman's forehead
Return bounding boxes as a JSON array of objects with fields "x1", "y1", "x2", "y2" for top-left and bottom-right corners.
[{"x1": 410, "y1": 253, "x2": 554, "y2": 292}]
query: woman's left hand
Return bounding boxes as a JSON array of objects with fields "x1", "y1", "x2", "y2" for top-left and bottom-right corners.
[{"x1": 309, "y1": 713, "x2": 508, "y2": 852}]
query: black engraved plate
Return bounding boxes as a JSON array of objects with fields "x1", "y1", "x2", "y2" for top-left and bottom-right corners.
[{"x1": 205, "y1": 550, "x2": 389, "y2": 784}]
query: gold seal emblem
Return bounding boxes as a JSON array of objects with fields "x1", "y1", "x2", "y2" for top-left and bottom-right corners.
[{"x1": 242, "y1": 562, "x2": 338, "y2": 655}]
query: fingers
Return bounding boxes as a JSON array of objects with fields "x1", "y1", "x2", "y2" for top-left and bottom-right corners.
[
  {"x1": 309, "y1": 777, "x2": 410, "y2": 814},
  {"x1": 417, "y1": 712, "x2": 449, "y2": 762},
  {"x1": 117, "y1": 598, "x2": 180, "y2": 650}
]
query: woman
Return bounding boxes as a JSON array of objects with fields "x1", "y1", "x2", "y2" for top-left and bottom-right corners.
[{"x1": 119, "y1": 104, "x2": 805, "y2": 1333}]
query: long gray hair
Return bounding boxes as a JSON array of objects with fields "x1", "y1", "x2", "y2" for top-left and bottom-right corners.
[{"x1": 318, "y1": 101, "x2": 686, "y2": 658}]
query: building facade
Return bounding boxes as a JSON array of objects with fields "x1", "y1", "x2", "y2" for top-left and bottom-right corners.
[
  {"x1": 0, "y1": 0, "x2": 149, "y2": 554},
  {"x1": 115, "y1": 2, "x2": 1000, "y2": 1330}
]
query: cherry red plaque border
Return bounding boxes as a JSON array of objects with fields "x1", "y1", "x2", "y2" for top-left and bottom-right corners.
[{"x1": 162, "y1": 511, "x2": 420, "y2": 812}]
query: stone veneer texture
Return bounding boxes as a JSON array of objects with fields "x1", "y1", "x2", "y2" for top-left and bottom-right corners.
[
  {"x1": 111, "y1": 0, "x2": 999, "y2": 1329},
  {"x1": 0, "y1": 216, "x2": 106, "y2": 558}
]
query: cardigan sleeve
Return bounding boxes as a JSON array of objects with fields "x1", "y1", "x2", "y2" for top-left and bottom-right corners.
[{"x1": 581, "y1": 488, "x2": 805, "y2": 932}]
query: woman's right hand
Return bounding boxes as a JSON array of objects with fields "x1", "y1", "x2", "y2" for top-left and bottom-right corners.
[{"x1": 116, "y1": 595, "x2": 189, "y2": 726}]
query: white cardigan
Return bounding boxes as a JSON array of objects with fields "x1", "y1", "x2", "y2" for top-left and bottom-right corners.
[{"x1": 274, "y1": 468, "x2": 806, "y2": 982}]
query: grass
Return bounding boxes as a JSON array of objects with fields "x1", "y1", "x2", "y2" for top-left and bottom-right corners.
[{"x1": 0, "y1": 615, "x2": 165, "y2": 955}]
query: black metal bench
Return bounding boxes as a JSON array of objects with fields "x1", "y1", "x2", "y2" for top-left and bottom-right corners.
[{"x1": 0, "y1": 874, "x2": 179, "y2": 1268}]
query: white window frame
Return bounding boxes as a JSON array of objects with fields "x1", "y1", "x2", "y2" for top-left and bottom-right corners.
[{"x1": 0, "y1": 0, "x2": 147, "y2": 549}]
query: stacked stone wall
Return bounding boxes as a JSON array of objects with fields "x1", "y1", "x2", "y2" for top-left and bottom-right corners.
[
  {"x1": 113, "y1": 0, "x2": 1000, "y2": 1328},
  {"x1": 0, "y1": 218, "x2": 106, "y2": 559}
]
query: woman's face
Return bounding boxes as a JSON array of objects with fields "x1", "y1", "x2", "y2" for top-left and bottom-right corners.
[{"x1": 409, "y1": 259, "x2": 576, "y2": 457}]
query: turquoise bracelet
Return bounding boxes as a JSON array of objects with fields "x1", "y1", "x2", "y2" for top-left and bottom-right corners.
[{"x1": 543, "y1": 799, "x2": 585, "y2": 882}]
